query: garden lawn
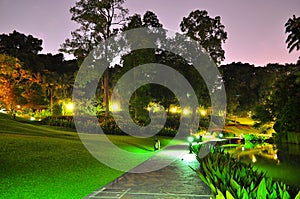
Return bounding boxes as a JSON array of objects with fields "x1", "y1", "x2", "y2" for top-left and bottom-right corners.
[{"x1": 0, "y1": 113, "x2": 180, "y2": 198}]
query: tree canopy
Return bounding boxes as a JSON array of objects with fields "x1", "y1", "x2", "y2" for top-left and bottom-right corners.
[
  {"x1": 285, "y1": 15, "x2": 300, "y2": 53},
  {"x1": 180, "y1": 10, "x2": 227, "y2": 65}
]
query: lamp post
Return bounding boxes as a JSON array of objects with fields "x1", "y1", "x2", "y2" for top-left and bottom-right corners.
[{"x1": 187, "y1": 136, "x2": 194, "y2": 154}]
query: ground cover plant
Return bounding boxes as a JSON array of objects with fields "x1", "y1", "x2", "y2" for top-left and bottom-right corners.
[{"x1": 191, "y1": 145, "x2": 300, "y2": 199}]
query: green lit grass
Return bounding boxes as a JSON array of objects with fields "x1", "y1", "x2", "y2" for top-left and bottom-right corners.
[{"x1": 0, "y1": 113, "x2": 180, "y2": 198}]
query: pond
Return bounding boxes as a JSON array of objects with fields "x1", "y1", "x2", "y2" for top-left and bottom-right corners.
[{"x1": 222, "y1": 142, "x2": 300, "y2": 190}]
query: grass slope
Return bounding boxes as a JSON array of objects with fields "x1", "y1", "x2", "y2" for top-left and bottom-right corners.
[{"x1": 0, "y1": 114, "x2": 179, "y2": 198}]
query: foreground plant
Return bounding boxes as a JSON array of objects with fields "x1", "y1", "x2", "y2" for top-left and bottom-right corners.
[{"x1": 191, "y1": 145, "x2": 300, "y2": 199}]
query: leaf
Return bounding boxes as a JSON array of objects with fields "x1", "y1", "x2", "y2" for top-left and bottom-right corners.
[
  {"x1": 215, "y1": 166, "x2": 222, "y2": 179},
  {"x1": 295, "y1": 191, "x2": 300, "y2": 199},
  {"x1": 250, "y1": 181, "x2": 255, "y2": 191},
  {"x1": 207, "y1": 177, "x2": 217, "y2": 196},
  {"x1": 257, "y1": 178, "x2": 268, "y2": 199},
  {"x1": 282, "y1": 190, "x2": 290, "y2": 199},
  {"x1": 226, "y1": 190, "x2": 235, "y2": 199},
  {"x1": 270, "y1": 189, "x2": 277, "y2": 199},
  {"x1": 242, "y1": 187, "x2": 249, "y2": 199},
  {"x1": 216, "y1": 189, "x2": 225, "y2": 199},
  {"x1": 277, "y1": 182, "x2": 283, "y2": 197},
  {"x1": 230, "y1": 177, "x2": 241, "y2": 191}
]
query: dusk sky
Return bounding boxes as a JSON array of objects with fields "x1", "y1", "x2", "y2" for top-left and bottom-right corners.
[{"x1": 1, "y1": 0, "x2": 300, "y2": 66}]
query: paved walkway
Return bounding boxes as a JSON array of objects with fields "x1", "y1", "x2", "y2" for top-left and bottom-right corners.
[{"x1": 84, "y1": 144, "x2": 212, "y2": 199}]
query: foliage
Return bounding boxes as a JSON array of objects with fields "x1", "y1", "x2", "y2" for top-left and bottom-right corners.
[
  {"x1": 191, "y1": 146, "x2": 299, "y2": 198},
  {"x1": 0, "y1": 54, "x2": 32, "y2": 110},
  {"x1": 0, "y1": 30, "x2": 42, "y2": 56},
  {"x1": 251, "y1": 64, "x2": 300, "y2": 135},
  {"x1": 52, "y1": 104, "x2": 63, "y2": 116},
  {"x1": 285, "y1": 15, "x2": 300, "y2": 53},
  {"x1": 180, "y1": 10, "x2": 227, "y2": 65},
  {"x1": 243, "y1": 133, "x2": 266, "y2": 143},
  {"x1": 61, "y1": 0, "x2": 128, "y2": 117},
  {"x1": 42, "y1": 116, "x2": 75, "y2": 129}
]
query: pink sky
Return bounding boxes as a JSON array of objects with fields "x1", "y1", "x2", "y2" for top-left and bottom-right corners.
[{"x1": 0, "y1": 0, "x2": 299, "y2": 66}]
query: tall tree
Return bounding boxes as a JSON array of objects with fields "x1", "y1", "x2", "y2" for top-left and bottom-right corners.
[
  {"x1": 60, "y1": 0, "x2": 128, "y2": 117},
  {"x1": 285, "y1": 15, "x2": 300, "y2": 53},
  {"x1": 117, "y1": 11, "x2": 165, "y2": 121},
  {"x1": 180, "y1": 10, "x2": 227, "y2": 65}
]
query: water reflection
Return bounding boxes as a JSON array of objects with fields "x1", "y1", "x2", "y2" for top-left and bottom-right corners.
[
  {"x1": 230, "y1": 143, "x2": 280, "y2": 165},
  {"x1": 222, "y1": 142, "x2": 300, "y2": 188}
]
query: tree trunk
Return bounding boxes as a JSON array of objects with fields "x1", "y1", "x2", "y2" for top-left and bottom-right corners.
[{"x1": 103, "y1": 68, "x2": 109, "y2": 117}]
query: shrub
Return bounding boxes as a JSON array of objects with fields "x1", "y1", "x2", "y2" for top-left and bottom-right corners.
[
  {"x1": 191, "y1": 145, "x2": 299, "y2": 199},
  {"x1": 243, "y1": 133, "x2": 265, "y2": 143}
]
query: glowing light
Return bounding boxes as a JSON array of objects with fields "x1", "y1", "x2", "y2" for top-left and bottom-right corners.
[
  {"x1": 181, "y1": 153, "x2": 196, "y2": 162},
  {"x1": 16, "y1": 105, "x2": 21, "y2": 109},
  {"x1": 200, "y1": 109, "x2": 207, "y2": 116},
  {"x1": 187, "y1": 136, "x2": 194, "y2": 143},
  {"x1": 66, "y1": 103, "x2": 74, "y2": 111},
  {"x1": 252, "y1": 154, "x2": 257, "y2": 163},
  {"x1": 30, "y1": 117, "x2": 35, "y2": 121},
  {"x1": 242, "y1": 147, "x2": 245, "y2": 151},
  {"x1": 146, "y1": 107, "x2": 151, "y2": 111},
  {"x1": 170, "y1": 106, "x2": 177, "y2": 113},
  {"x1": 111, "y1": 103, "x2": 120, "y2": 112},
  {"x1": 182, "y1": 108, "x2": 190, "y2": 115},
  {"x1": 274, "y1": 154, "x2": 278, "y2": 160}
]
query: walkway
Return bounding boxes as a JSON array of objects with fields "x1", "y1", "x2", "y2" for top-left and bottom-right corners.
[{"x1": 83, "y1": 144, "x2": 212, "y2": 199}]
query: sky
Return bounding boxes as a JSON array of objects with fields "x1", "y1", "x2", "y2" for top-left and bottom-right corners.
[{"x1": 0, "y1": 0, "x2": 300, "y2": 66}]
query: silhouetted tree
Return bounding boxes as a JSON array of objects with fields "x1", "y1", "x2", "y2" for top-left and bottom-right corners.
[
  {"x1": 180, "y1": 10, "x2": 227, "y2": 65},
  {"x1": 285, "y1": 15, "x2": 300, "y2": 53}
]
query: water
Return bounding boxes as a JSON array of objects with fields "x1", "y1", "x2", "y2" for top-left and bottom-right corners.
[{"x1": 223, "y1": 142, "x2": 300, "y2": 189}]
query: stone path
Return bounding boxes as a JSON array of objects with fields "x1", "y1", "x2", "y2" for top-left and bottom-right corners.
[{"x1": 84, "y1": 144, "x2": 212, "y2": 199}]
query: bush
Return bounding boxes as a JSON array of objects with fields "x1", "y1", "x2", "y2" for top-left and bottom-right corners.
[
  {"x1": 42, "y1": 115, "x2": 179, "y2": 137},
  {"x1": 157, "y1": 127, "x2": 177, "y2": 137},
  {"x1": 191, "y1": 145, "x2": 299, "y2": 199},
  {"x1": 52, "y1": 104, "x2": 62, "y2": 116},
  {"x1": 243, "y1": 133, "x2": 265, "y2": 143},
  {"x1": 42, "y1": 116, "x2": 75, "y2": 129}
]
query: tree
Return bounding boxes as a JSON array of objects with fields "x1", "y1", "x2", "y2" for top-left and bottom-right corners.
[
  {"x1": 180, "y1": 10, "x2": 227, "y2": 65},
  {"x1": 0, "y1": 31, "x2": 44, "y2": 73},
  {"x1": 0, "y1": 54, "x2": 32, "y2": 111},
  {"x1": 42, "y1": 71, "x2": 74, "y2": 114},
  {"x1": 116, "y1": 11, "x2": 165, "y2": 121},
  {"x1": 0, "y1": 30, "x2": 43, "y2": 56},
  {"x1": 285, "y1": 15, "x2": 300, "y2": 53},
  {"x1": 60, "y1": 0, "x2": 128, "y2": 117},
  {"x1": 252, "y1": 64, "x2": 300, "y2": 134}
]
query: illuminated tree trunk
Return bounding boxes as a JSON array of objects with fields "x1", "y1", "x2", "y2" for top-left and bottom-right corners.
[{"x1": 103, "y1": 68, "x2": 109, "y2": 117}]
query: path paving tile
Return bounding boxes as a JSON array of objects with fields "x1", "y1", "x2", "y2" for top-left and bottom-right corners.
[{"x1": 84, "y1": 144, "x2": 212, "y2": 199}]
